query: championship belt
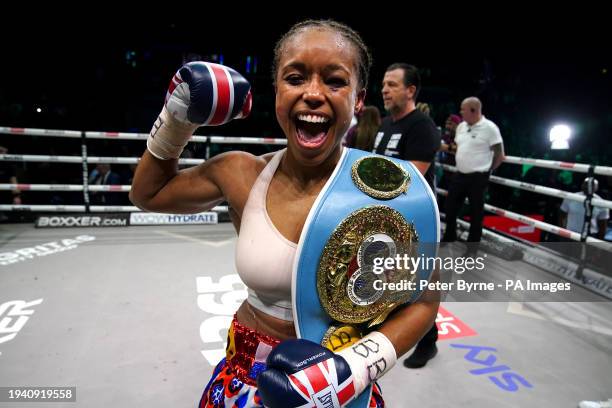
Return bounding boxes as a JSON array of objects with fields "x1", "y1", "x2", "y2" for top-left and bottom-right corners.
[{"x1": 292, "y1": 148, "x2": 439, "y2": 407}]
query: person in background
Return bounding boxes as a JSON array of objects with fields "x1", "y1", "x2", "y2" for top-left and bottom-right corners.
[
  {"x1": 375, "y1": 63, "x2": 441, "y2": 369},
  {"x1": 440, "y1": 114, "x2": 462, "y2": 163},
  {"x1": 441, "y1": 97, "x2": 505, "y2": 248},
  {"x1": 342, "y1": 114, "x2": 358, "y2": 147},
  {"x1": 352, "y1": 105, "x2": 381, "y2": 151},
  {"x1": 416, "y1": 101, "x2": 431, "y2": 116},
  {"x1": 436, "y1": 113, "x2": 462, "y2": 189},
  {"x1": 89, "y1": 163, "x2": 122, "y2": 205},
  {"x1": 560, "y1": 177, "x2": 609, "y2": 240},
  {"x1": 0, "y1": 146, "x2": 22, "y2": 205}
]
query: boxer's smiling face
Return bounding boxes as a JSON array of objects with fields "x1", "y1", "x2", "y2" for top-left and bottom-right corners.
[{"x1": 275, "y1": 28, "x2": 365, "y2": 167}]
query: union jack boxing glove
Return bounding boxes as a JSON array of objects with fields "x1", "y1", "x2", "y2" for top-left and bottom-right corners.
[
  {"x1": 257, "y1": 333, "x2": 396, "y2": 408},
  {"x1": 257, "y1": 339, "x2": 357, "y2": 408},
  {"x1": 147, "y1": 61, "x2": 252, "y2": 160}
]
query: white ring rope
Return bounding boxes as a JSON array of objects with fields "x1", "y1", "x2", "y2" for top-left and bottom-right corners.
[
  {"x1": 1, "y1": 124, "x2": 609, "y2": 244},
  {"x1": 0, "y1": 126, "x2": 287, "y2": 145},
  {"x1": 0, "y1": 184, "x2": 131, "y2": 192},
  {"x1": 4, "y1": 159, "x2": 611, "y2": 208},
  {"x1": 208, "y1": 136, "x2": 287, "y2": 145},
  {"x1": 436, "y1": 188, "x2": 606, "y2": 244},
  {"x1": 84, "y1": 131, "x2": 207, "y2": 143},
  {"x1": 0, "y1": 154, "x2": 204, "y2": 165},
  {"x1": 0, "y1": 127, "x2": 82, "y2": 138},
  {"x1": 4, "y1": 126, "x2": 609, "y2": 171},
  {"x1": 503, "y1": 155, "x2": 612, "y2": 177},
  {"x1": 0, "y1": 204, "x2": 229, "y2": 213},
  {"x1": 437, "y1": 163, "x2": 612, "y2": 210}
]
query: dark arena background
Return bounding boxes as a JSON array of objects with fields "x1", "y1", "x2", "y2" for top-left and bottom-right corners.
[{"x1": 1, "y1": 11, "x2": 611, "y2": 408}]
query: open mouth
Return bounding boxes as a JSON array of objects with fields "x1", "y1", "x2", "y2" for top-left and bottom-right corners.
[{"x1": 294, "y1": 114, "x2": 332, "y2": 149}]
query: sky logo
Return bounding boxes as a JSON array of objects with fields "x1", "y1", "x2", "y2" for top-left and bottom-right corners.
[{"x1": 451, "y1": 344, "x2": 533, "y2": 392}]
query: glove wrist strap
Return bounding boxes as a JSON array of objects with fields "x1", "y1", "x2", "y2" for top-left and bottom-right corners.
[
  {"x1": 146, "y1": 106, "x2": 198, "y2": 160},
  {"x1": 337, "y1": 331, "x2": 397, "y2": 395}
]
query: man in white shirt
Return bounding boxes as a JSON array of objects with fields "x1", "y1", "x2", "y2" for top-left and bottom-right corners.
[
  {"x1": 560, "y1": 178, "x2": 609, "y2": 240},
  {"x1": 441, "y1": 97, "x2": 505, "y2": 245}
]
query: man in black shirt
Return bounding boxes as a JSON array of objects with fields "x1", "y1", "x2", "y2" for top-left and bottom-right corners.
[
  {"x1": 375, "y1": 63, "x2": 441, "y2": 368},
  {"x1": 374, "y1": 64, "x2": 440, "y2": 187}
]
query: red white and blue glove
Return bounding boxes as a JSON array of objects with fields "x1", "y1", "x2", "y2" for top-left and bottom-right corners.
[
  {"x1": 147, "y1": 61, "x2": 252, "y2": 160},
  {"x1": 257, "y1": 332, "x2": 396, "y2": 408}
]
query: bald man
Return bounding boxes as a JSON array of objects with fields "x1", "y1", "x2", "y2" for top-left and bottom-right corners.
[{"x1": 442, "y1": 97, "x2": 505, "y2": 247}]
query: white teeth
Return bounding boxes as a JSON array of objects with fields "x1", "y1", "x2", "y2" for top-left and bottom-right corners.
[{"x1": 297, "y1": 114, "x2": 329, "y2": 124}]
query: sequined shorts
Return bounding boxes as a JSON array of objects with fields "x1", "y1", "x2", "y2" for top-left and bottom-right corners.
[{"x1": 198, "y1": 316, "x2": 384, "y2": 407}]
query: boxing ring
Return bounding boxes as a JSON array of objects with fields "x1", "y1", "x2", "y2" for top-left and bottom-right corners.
[{"x1": 1, "y1": 126, "x2": 611, "y2": 407}]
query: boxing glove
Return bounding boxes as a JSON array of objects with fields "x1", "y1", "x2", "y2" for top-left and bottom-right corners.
[
  {"x1": 257, "y1": 339, "x2": 356, "y2": 408},
  {"x1": 147, "y1": 61, "x2": 252, "y2": 160},
  {"x1": 257, "y1": 332, "x2": 396, "y2": 408}
]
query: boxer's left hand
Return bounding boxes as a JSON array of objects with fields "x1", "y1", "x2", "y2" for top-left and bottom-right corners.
[
  {"x1": 257, "y1": 332, "x2": 397, "y2": 408},
  {"x1": 257, "y1": 339, "x2": 356, "y2": 408}
]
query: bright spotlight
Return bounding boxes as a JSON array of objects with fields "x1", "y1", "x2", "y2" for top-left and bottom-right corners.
[{"x1": 549, "y1": 124, "x2": 571, "y2": 150}]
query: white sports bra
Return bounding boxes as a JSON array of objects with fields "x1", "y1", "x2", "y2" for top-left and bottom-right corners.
[{"x1": 235, "y1": 149, "x2": 295, "y2": 321}]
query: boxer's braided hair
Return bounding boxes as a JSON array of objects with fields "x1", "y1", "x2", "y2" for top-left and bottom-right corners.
[{"x1": 272, "y1": 19, "x2": 372, "y2": 90}]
